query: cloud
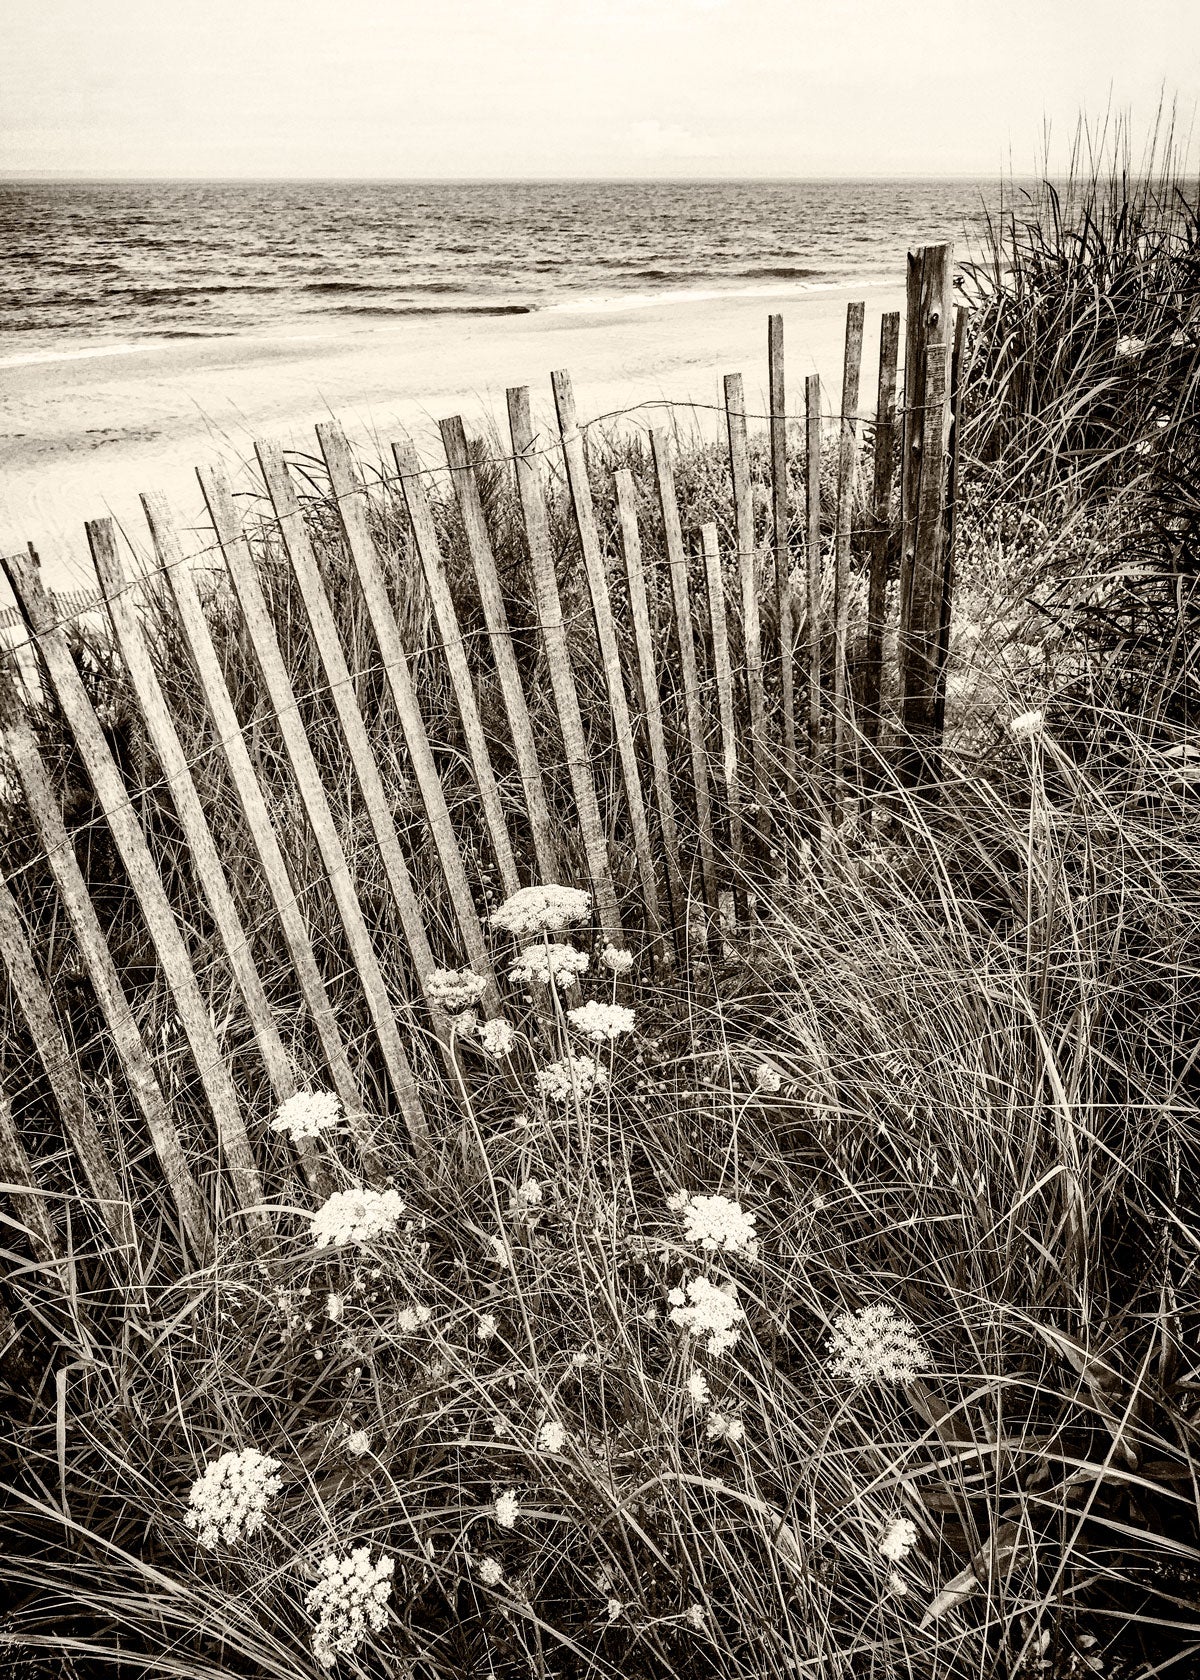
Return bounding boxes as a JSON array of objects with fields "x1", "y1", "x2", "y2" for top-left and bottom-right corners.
[{"x1": 626, "y1": 119, "x2": 723, "y2": 158}]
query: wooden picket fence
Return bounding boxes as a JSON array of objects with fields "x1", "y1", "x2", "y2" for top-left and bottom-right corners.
[{"x1": 0, "y1": 244, "x2": 961, "y2": 1281}]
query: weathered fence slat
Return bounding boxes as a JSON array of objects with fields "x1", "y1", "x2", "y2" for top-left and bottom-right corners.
[
  {"x1": 649, "y1": 428, "x2": 718, "y2": 917},
  {"x1": 724, "y1": 374, "x2": 768, "y2": 833},
  {"x1": 935, "y1": 303, "x2": 969, "y2": 740},
  {"x1": 87, "y1": 519, "x2": 326, "y2": 1195},
  {"x1": 146, "y1": 492, "x2": 368, "y2": 1147},
  {"x1": 864, "y1": 312, "x2": 901, "y2": 751},
  {"x1": 1, "y1": 550, "x2": 270, "y2": 1238},
  {"x1": 0, "y1": 660, "x2": 211, "y2": 1260},
  {"x1": 700, "y1": 523, "x2": 744, "y2": 876},
  {"x1": 256, "y1": 437, "x2": 497, "y2": 1031},
  {"x1": 0, "y1": 1085, "x2": 62, "y2": 1265},
  {"x1": 768, "y1": 315, "x2": 796, "y2": 799},
  {"x1": 196, "y1": 465, "x2": 428, "y2": 1158},
  {"x1": 804, "y1": 375, "x2": 823, "y2": 763},
  {"x1": 612, "y1": 468, "x2": 687, "y2": 943},
  {"x1": 506, "y1": 386, "x2": 624, "y2": 946},
  {"x1": 899, "y1": 343, "x2": 951, "y2": 782},
  {"x1": 551, "y1": 371, "x2": 669, "y2": 971},
  {"x1": 0, "y1": 867, "x2": 137, "y2": 1251},
  {"x1": 833, "y1": 302, "x2": 866, "y2": 779},
  {"x1": 391, "y1": 440, "x2": 521, "y2": 901},
  {"x1": 438, "y1": 415, "x2": 563, "y2": 887}
]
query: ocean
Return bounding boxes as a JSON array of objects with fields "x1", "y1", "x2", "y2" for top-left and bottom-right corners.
[{"x1": 0, "y1": 178, "x2": 996, "y2": 361}]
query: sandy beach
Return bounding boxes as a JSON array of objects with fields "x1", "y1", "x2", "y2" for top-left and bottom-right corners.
[{"x1": 1, "y1": 281, "x2": 903, "y2": 592}]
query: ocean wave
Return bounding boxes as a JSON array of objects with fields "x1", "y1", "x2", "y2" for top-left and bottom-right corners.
[
  {"x1": 322, "y1": 303, "x2": 535, "y2": 318},
  {"x1": 547, "y1": 278, "x2": 870, "y2": 315},
  {"x1": 0, "y1": 342, "x2": 149, "y2": 368}
]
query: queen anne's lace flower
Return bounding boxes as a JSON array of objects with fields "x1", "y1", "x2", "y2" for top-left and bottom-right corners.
[
  {"x1": 827, "y1": 1303, "x2": 929, "y2": 1385},
  {"x1": 185, "y1": 1448, "x2": 282, "y2": 1549},
  {"x1": 396, "y1": 1302, "x2": 433, "y2": 1335},
  {"x1": 755, "y1": 1062, "x2": 782, "y2": 1094},
  {"x1": 681, "y1": 1194, "x2": 758, "y2": 1255},
  {"x1": 344, "y1": 1430, "x2": 372, "y2": 1458},
  {"x1": 426, "y1": 966, "x2": 488, "y2": 1014},
  {"x1": 494, "y1": 1490, "x2": 520, "y2": 1528},
  {"x1": 599, "y1": 942, "x2": 634, "y2": 975},
  {"x1": 515, "y1": 1177, "x2": 543, "y2": 1207},
  {"x1": 476, "y1": 1556, "x2": 504, "y2": 1586},
  {"x1": 704, "y1": 1411, "x2": 745, "y2": 1444},
  {"x1": 567, "y1": 1001, "x2": 636, "y2": 1041},
  {"x1": 1115, "y1": 335, "x2": 1146, "y2": 359},
  {"x1": 510, "y1": 942, "x2": 590, "y2": 990},
  {"x1": 1009, "y1": 709, "x2": 1045, "y2": 739},
  {"x1": 478, "y1": 1312, "x2": 498, "y2": 1341},
  {"x1": 686, "y1": 1369, "x2": 710, "y2": 1407},
  {"x1": 536, "y1": 1417, "x2": 567, "y2": 1453},
  {"x1": 311, "y1": 1188, "x2": 406, "y2": 1249},
  {"x1": 271, "y1": 1090, "x2": 340, "y2": 1142},
  {"x1": 478, "y1": 1017, "x2": 517, "y2": 1059},
  {"x1": 535, "y1": 1054, "x2": 608, "y2": 1105},
  {"x1": 306, "y1": 1546, "x2": 394, "y2": 1668},
  {"x1": 668, "y1": 1276, "x2": 745, "y2": 1355},
  {"x1": 879, "y1": 1516, "x2": 918, "y2": 1562},
  {"x1": 491, "y1": 884, "x2": 592, "y2": 939}
]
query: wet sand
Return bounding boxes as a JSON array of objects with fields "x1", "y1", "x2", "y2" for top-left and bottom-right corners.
[{"x1": 0, "y1": 281, "x2": 903, "y2": 591}]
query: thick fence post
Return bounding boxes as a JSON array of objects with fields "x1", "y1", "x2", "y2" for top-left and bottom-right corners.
[{"x1": 863, "y1": 312, "x2": 901, "y2": 755}]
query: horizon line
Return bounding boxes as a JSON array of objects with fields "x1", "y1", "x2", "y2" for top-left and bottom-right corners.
[{"x1": 0, "y1": 170, "x2": 1028, "y2": 185}]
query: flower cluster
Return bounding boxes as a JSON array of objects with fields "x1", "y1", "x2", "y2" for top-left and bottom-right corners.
[
  {"x1": 878, "y1": 1516, "x2": 918, "y2": 1562},
  {"x1": 668, "y1": 1275, "x2": 745, "y2": 1355},
  {"x1": 306, "y1": 1546, "x2": 394, "y2": 1669},
  {"x1": 494, "y1": 1489, "x2": 520, "y2": 1528},
  {"x1": 271, "y1": 1090, "x2": 340, "y2": 1143},
  {"x1": 1009, "y1": 709, "x2": 1045, "y2": 740},
  {"x1": 704, "y1": 1410, "x2": 745, "y2": 1445},
  {"x1": 184, "y1": 1448, "x2": 282, "y2": 1550},
  {"x1": 567, "y1": 1001, "x2": 636, "y2": 1042},
  {"x1": 826, "y1": 1303, "x2": 929, "y2": 1385},
  {"x1": 680, "y1": 1193, "x2": 758, "y2": 1256},
  {"x1": 755, "y1": 1062, "x2": 782, "y2": 1094},
  {"x1": 599, "y1": 942, "x2": 634, "y2": 975},
  {"x1": 535, "y1": 1055, "x2": 608, "y2": 1105},
  {"x1": 537, "y1": 1418, "x2": 567, "y2": 1453},
  {"x1": 311, "y1": 1188, "x2": 406, "y2": 1250},
  {"x1": 491, "y1": 884, "x2": 592, "y2": 939},
  {"x1": 1115, "y1": 335, "x2": 1146, "y2": 359},
  {"x1": 477, "y1": 1016, "x2": 517, "y2": 1059},
  {"x1": 476, "y1": 1556, "x2": 504, "y2": 1587},
  {"x1": 426, "y1": 967, "x2": 488, "y2": 1015},
  {"x1": 510, "y1": 942, "x2": 590, "y2": 990}
]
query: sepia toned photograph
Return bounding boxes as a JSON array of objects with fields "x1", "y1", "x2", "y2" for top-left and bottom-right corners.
[{"x1": 1, "y1": 3, "x2": 1198, "y2": 1676}]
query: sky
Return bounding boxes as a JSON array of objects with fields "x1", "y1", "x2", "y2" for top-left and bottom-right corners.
[{"x1": 2, "y1": 0, "x2": 1198, "y2": 179}]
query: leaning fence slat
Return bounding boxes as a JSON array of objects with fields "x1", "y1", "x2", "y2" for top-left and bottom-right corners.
[
  {"x1": 899, "y1": 344, "x2": 951, "y2": 784},
  {"x1": 0, "y1": 1086, "x2": 62, "y2": 1266},
  {"x1": 256, "y1": 437, "x2": 497, "y2": 1031},
  {"x1": 551, "y1": 371, "x2": 669, "y2": 971},
  {"x1": 804, "y1": 375, "x2": 823, "y2": 763},
  {"x1": 197, "y1": 465, "x2": 428, "y2": 1159},
  {"x1": 146, "y1": 492, "x2": 368, "y2": 1147},
  {"x1": 613, "y1": 468, "x2": 687, "y2": 943},
  {"x1": 701, "y1": 523, "x2": 744, "y2": 876},
  {"x1": 0, "y1": 868, "x2": 138, "y2": 1252},
  {"x1": 392, "y1": 440, "x2": 521, "y2": 901},
  {"x1": 1, "y1": 550, "x2": 270, "y2": 1238},
  {"x1": 648, "y1": 429, "x2": 717, "y2": 917},
  {"x1": 0, "y1": 662, "x2": 211, "y2": 1260},
  {"x1": 864, "y1": 312, "x2": 901, "y2": 752},
  {"x1": 87, "y1": 519, "x2": 325, "y2": 1195},
  {"x1": 506, "y1": 387, "x2": 624, "y2": 948},
  {"x1": 724, "y1": 373, "x2": 768, "y2": 826},
  {"x1": 832, "y1": 302, "x2": 866, "y2": 781},
  {"x1": 768, "y1": 316, "x2": 796, "y2": 798},
  {"x1": 438, "y1": 415, "x2": 563, "y2": 886}
]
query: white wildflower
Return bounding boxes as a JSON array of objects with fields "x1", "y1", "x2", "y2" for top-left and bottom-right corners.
[
  {"x1": 185, "y1": 1448, "x2": 282, "y2": 1549},
  {"x1": 494, "y1": 1490, "x2": 520, "y2": 1529},
  {"x1": 478, "y1": 1312, "x2": 498, "y2": 1342},
  {"x1": 879, "y1": 1516, "x2": 918, "y2": 1563},
  {"x1": 686, "y1": 1369, "x2": 710, "y2": 1408},
  {"x1": 600, "y1": 942, "x2": 635, "y2": 975},
  {"x1": 491, "y1": 884, "x2": 591, "y2": 939},
  {"x1": 755, "y1": 1062, "x2": 783, "y2": 1093},
  {"x1": 426, "y1": 966, "x2": 488, "y2": 1015},
  {"x1": 326, "y1": 1293, "x2": 345, "y2": 1323},
  {"x1": 704, "y1": 1411, "x2": 745, "y2": 1445},
  {"x1": 476, "y1": 1556, "x2": 504, "y2": 1587},
  {"x1": 1115, "y1": 335, "x2": 1145, "y2": 359},
  {"x1": 665, "y1": 1189, "x2": 688, "y2": 1212},
  {"x1": 510, "y1": 941, "x2": 590, "y2": 990},
  {"x1": 668, "y1": 1275, "x2": 746, "y2": 1356},
  {"x1": 1009, "y1": 709, "x2": 1045, "y2": 740},
  {"x1": 478, "y1": 1017, "x2": 517, "y2": 1059},
  {"x1": 681, "y1": 1193, "x2": 758, "y2": 1256},
  {"x1": 311, "y1": 1188, "x2": 406, "y2": 1249},
  {"x1": 686, "y1": 1603, "x2": 706, "y2": 1629},
  {"x1": 535, "y1": 1054, "x2": 608, "y2": 1105},
  {"x1": 606, "y1": 1598, "x2": 624, "y2": 1622},
  {"x1": 344, "y1": 1429, "x2": 372, "y2": 1458},
  {"x1": 827, "y1": 1302, "x2": 929, "y2": 1385},
  {"x1": 271, "y1": 1090, "x2": 340, "y2": 1143},
  {"x1": 396, "y1": 1302, "x2": 433, "y2": 1335},
  {"x1": 537, "y1": 1418, "x2": 567, "y2": 1454},
  {"x1": 888, "y1": 1570, "x2": 908, "y2": 1596},
  {"x1": 567, "y1": 1001, "x2": 637, "y2": 1042},
  {"x1": 306, "y1": 1545, "x2": 394, "y2": 1669}
]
